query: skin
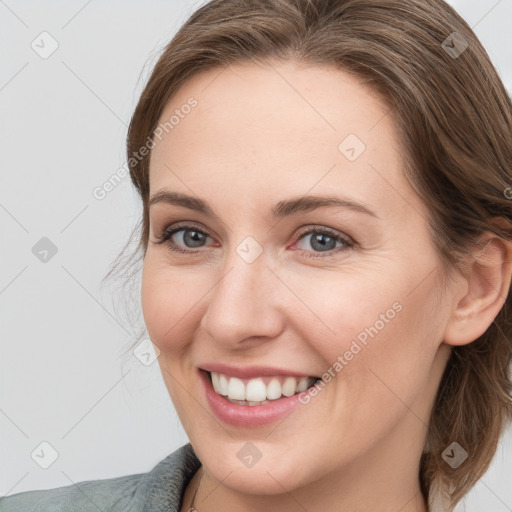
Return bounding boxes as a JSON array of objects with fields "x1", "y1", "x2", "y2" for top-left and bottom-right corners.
[{"x1": 140, "y1": 59, "x2": 512, "y2": 512}]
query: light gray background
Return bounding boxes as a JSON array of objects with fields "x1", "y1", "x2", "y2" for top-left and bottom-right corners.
[{"x1": 1, "y1": 1, "x2": 511, "y2": 510}]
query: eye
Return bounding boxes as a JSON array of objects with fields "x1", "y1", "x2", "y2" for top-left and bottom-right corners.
[
  {"x1": 154, "y1": 223, "x2": 214, "y2": 254},
  {"x1": 293, "y1": 226, "x2": 354, "y2": 258}
]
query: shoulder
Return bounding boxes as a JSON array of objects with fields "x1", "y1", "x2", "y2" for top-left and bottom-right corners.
[
  {"x1": 0, "y1": 443, "x2": 201, "y2": 512},
  {"x1": 0, "y1": 472, "x2": 143, "y2": 512}
]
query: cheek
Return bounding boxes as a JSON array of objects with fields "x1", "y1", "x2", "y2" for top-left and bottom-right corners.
[
  {"x1": 279, "y1": 267, "x2": 406, "y2": 361},
  {"x1": 141, "y1": 258, "x2": 205, "y2": 353},
  {"x1": 292, "y1": 264, "x2": 443, "y2": 409}
]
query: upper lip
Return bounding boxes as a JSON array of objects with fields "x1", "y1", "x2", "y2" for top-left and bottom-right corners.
[{"x1": 200, "y1": 363, "x2": 318, "y2": 379}]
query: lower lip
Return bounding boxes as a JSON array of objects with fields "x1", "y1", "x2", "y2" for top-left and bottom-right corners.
[{"x1": 199, "y1": 369, "x2": 311, "y2": 428}]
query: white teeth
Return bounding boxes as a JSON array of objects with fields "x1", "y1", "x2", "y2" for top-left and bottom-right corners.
[
  {"x1": 227, "y1": 377, "x2": 245, "y2": 400},
  {"x1": 297, "y1": 376, "x2": 310, "y2": 392},
  {"x1": 282, "y1": 377, "x2": 298, "y2": 397},
  {"x1": 218, "y1": 374, "x2": 229, "y2": 395},
  {"x1": 266, "y1": 378, "x2": 282, "y2": 400},
  {"x1": 210, "y1": 371, "x2": 316, "y2": 403},
  {"x1": 211, "y1": 371, "x2": 220, "y2": 391},
  {"x1": 245, "y1": 378, "x2": 267, "y2": 402}
]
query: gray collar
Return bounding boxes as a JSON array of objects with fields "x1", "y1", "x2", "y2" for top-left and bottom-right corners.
[{"x1": 140, "y1": 443, "x2": 202, "y2": 512}]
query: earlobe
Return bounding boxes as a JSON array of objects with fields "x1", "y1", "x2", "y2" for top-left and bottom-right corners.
[{"x1": 443, "y1": 224, "x2": 512, "y2": 347}]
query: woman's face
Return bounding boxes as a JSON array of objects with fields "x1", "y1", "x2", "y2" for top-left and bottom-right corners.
[{"x1": 141, "y1": 60, "x2": 458, "y2": 506}]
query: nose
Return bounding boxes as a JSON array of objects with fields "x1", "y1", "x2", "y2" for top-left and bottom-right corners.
[{"x1": 199, "y1": 245, "x2": 285, "y2": 349}]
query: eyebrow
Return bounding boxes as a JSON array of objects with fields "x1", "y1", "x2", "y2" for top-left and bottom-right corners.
[{"x1": 149, "y1": 190, "x2": 379, "y2": 220}]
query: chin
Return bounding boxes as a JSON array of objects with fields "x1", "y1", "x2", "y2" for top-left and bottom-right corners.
[{"x1": 191, "y1": 437, "x2": 319, "y2": 495}]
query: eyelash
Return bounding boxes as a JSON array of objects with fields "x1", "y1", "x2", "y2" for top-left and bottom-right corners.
[{"x1": 154, "y1": 222, "x2": 355, "y2": 259}]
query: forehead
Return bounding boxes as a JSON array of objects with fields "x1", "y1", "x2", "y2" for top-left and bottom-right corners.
[{"x1": 148, "y1": 60, "x2": 425, "y2": 221}]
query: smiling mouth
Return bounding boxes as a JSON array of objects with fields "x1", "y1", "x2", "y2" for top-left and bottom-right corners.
[{"x1": 205, "y1": 370, "x2": 321, "y2": 406}]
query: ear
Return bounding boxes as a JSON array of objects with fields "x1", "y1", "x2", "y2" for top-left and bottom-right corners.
[{"x1": 444, "y1": 218, "x2": 512, "y2": 346}]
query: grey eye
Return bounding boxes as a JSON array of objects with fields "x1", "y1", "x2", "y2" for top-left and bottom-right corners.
[
  {"x1": 297, "y1": 231, "x2": 342, "y2": 252},
  {"x1": 173, "y1": 228, "x2": 209, "y2": 248}
]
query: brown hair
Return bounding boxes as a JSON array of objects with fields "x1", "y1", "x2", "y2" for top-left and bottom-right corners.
[{"x1": 106, "y1": 0, "x2": 512, "y2": 509}]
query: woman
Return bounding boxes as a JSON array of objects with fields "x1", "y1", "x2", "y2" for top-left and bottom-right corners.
[{"x1": 2, "y1": 0, "x2": 512, "y2": 511}]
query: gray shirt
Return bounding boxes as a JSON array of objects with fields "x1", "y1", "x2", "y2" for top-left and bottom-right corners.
[{"x1": 0, "y1": 443, "x2": 201, "y2": 512}]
